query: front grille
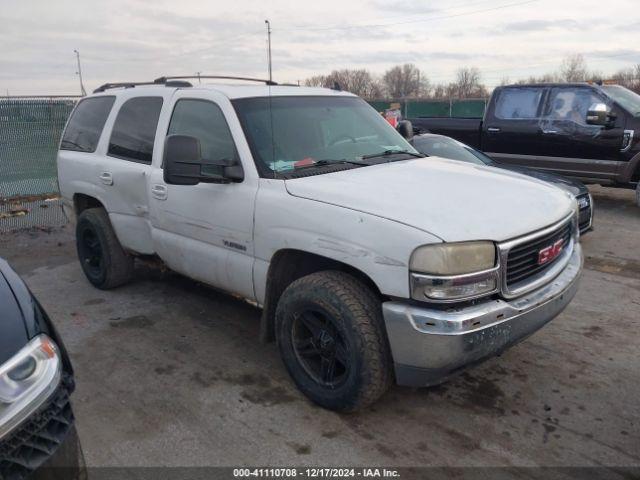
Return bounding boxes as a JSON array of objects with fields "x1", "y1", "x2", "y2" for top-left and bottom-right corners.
[
  {"x1": 0, "y1": 375, "x2": 74, "y2": 480},
  {"x1": 577, "y1": 194, "x2": 592, "y2": 232},
  {"x1": 506, "y1": 220, "x2": 572, "y2": 287}
]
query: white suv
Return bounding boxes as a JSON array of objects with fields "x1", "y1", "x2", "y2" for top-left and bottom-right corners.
[{"x1": 57, "y1": 76, "x2": 583, "y2": 411}]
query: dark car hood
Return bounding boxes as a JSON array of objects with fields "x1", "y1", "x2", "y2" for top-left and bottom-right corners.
[
  {"x1": 494, "y1": 164, "x2": 588, "y2": 197},
  {"x1": 0, "y1": 263, "x2": 29, "y2": 365}
]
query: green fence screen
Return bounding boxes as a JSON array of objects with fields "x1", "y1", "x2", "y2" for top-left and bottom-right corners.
[
  {"x1": 0, "y1": 97, "x2": 78, "y2": 231},
  {"x1": 367, "y1": 98, "x2": 487, "y2": 119}
]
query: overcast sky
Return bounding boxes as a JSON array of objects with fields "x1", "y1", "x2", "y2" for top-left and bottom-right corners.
[{"x1": 1, "y1": 0, "x2": 639, "y2": 95}]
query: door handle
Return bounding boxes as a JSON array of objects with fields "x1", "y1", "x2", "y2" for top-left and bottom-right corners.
[
  {"x1": 99, "y1": 172, "x2": 113, "y2": 185},
  {"x1": 487, "y1": 127, "x2": 501, "y2": 133},
  {"x1": 151, "y1": 184, "x2": 168, "y2": 201},
  {"x1": 542, "y1": 129, "x2": 558, "y2": 134}
]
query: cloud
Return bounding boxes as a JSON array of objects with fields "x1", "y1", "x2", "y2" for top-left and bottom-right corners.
[{"x1": 495, "y1": 19, "x2": 583, "y2": 34}]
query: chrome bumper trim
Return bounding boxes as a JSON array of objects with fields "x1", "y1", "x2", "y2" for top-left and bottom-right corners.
[{"x1": 382, "y1": 243, "x2": 582, "y2": 387}]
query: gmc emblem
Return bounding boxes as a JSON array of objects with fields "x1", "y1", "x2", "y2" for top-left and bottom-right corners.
[{"x1": 538, "y1": 239, "x2": 565, "y2": 265}]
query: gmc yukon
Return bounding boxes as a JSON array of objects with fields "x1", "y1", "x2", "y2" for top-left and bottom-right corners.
[
  {"x1": 411, "y1": 83, "x2": 640, "y2": 206},
  {"x1": 57, "y1": 76, "x2": 583, "y2": 411}
]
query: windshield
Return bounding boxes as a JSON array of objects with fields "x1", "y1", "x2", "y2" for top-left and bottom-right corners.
[
  {"x1": 411, "y1": 135, "x2": 492, "y2": 166},
  {"x1": 601, "y1": 85, "x2": 640, "y2": 117},
  {"x1": 232, "y1": 96, "x2": 418, "y2": 176}
]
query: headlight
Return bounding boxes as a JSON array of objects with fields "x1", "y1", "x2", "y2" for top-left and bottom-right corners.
[
  {"x1": 410, "y1": 241, "x2": 496, "y2": 275},
  {"x1": 409, "y1": 242, "x2": 499, "y2": 302},
  {"x1": 0, "y1": 335, "x2": 61, "y2": 440}
]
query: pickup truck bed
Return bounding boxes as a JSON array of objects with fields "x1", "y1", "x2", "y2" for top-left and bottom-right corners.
[{"x1": 411, "y1": 117, "x2": 482, "y2": 149}]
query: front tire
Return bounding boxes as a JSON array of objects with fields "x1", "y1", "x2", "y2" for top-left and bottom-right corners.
[
  {"x1": 276, "y1": 271, "x2": 392, "y2": 412},
  {"x1": 76, "y1": 208, "x2": 134, "y2": 289}
]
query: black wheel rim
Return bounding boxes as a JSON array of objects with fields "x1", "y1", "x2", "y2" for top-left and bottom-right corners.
[
  {"x1": 292, "y1": 309, "x2": 350, "y2": 388},
  {"x1": 79, "y1": 226, "x2": 103, "y2": 278}
]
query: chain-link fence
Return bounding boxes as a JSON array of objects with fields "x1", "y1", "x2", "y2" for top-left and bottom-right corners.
[{"x1": 0, "y1": 97, "x2": 79, "y2": 232}]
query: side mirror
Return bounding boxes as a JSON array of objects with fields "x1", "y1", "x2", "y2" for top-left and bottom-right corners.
[
  {"x1": 397, "y1": 120, "x2": 414, "y2": 140},
  {"x1": 586, "y1": 103, "x2": 610, "y2": 126},
  {"x1": 163, "y1": 135, "x2": 244, "y2": 185}
]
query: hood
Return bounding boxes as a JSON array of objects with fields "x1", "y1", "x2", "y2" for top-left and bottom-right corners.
[
  {"x1": 284, "y1": 157, "x2": 575, "y2": 243},
  {"x1": 0, "y1": 264, "x2": 29, "y2": 365},
  {"x1": 494, "y1": 164, "x2": 588, "y2": 197}
]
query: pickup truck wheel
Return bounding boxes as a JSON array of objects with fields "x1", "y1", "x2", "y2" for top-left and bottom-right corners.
[
  {"x1": 76, "y1": 208, "x2": 133, "y2": 289},
  {"x1": 276, "y1": 271, "x2": 392, "y2": 412}
]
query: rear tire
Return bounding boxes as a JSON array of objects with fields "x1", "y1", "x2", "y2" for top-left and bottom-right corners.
[
  {"x1": 76, "y1": 208, "x2": 134, "y2": 289},
  {"x1": 276, "y1": 271, "x2": 392, "y2": 412}
]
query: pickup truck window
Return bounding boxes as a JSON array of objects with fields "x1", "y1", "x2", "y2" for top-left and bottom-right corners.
[
  {"x1": 167, "y1": 99, "x2": 238, "y2": 174},
  {"x1": 60, "y1": 96, "x2": 115, "y2": 153},
  {"x1": 232, "y1": 96, "x2": 415, "y2": 176},
  {"x1": 601, "y1": 85, "x2": 640, "y2": 117},
  {"x1": 494, "y1": 87, "x2": 544, "y2": 120},
  {"x1": 542, "y1": 87, "x2": 606, "y2": 126},
  {"x1": 108, "y1": 97, "x2": 163, "y2": 164}
]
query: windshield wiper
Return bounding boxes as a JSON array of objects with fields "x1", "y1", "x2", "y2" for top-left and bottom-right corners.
[
  {"x1": 292, "y1": 159, "x2": 369, "y2": 170},
  {"x1": 361, "y1": 149, "x2": 425, "y2": 161}
]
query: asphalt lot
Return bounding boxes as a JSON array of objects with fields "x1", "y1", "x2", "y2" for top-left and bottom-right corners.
[{"x1": 0, "y1": 185, "x2": 638, "y2": 470}]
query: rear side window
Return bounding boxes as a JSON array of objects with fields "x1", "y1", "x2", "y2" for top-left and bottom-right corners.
[
  {"x1": 60, "y1": 96, "x2": 115, "y2": 152},
  {"x1": 108, "y1": 97, "x2": 163, "y2": 164},
  {"x1": 167, "y1": 99, "x2": 238, "y2": 167},
  {"x1": 494, "y1": 88, "x2": 544, "y2": 119}
]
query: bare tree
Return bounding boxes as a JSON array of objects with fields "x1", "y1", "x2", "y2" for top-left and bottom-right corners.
[
  {"x1": 560, "y1": 54, "x2": 589, "y2": 82},
  {"x1": 611, "y1": 64, "x2": 640, "y2": 93},
  {"x1": 452, "y1": 67, "x2": 488, "y2": 98},
  {"x1": 303, "y1": 75, "x2": 327, "y2": 88},
  {"x1": 382, "y1": 63, "x2": 429, "y2": 98},
  {"x1": 303, "y1": 69, "x2": 383, "y2": 99}
]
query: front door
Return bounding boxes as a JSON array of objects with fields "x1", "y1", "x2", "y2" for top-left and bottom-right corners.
[
  {"x1": 148, "y1": 91, "x2": 258, "y2": 300},
  {"x1": 535, "y1": 86, "x2": 626, "y2": 180}
]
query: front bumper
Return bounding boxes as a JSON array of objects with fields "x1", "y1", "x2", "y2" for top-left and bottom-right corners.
[
  {"x1": 0, "y1": 375, "x2": 84, "y2": 480},
  {"x1": 383, "y1": 243, "x2": 582, "y2": 387}
]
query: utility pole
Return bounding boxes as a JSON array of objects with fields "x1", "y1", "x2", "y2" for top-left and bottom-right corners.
[
  {"x1": 195, "y1": 71, "x2": 202, "y2": 84},
  {"x1": 264, "y1": 20, "x2": 272, "y2": 83},
  {"x1": 74, "y1": 49, "x2": 86, "y2": 96}
]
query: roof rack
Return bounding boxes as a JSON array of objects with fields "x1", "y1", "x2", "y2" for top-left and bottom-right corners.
[
  {"x1": 154, "y1": 75, "x2": 278, "y2": 86},
  {"x1": 93, "y1": 75, "x2": 277, "y2": 94},
  {"x1": 93, "y1": 79, "x2": 193, "y2": 93}
]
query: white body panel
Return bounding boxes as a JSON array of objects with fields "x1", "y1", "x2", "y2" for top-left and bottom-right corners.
[
  {"x1": 284, "y1": 157, "x2": 574, "y2": 243},
  {"x1": 57, "y1": 84, "x2": 576, "y2": 303}
]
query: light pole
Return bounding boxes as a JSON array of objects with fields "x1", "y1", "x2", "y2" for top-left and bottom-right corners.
[
  {"x1": 264, "y1": 20, "x2": 272, "y2": 83},
  {"x1": 74, "y1": 49, "x2": 86, "y2": 96}
]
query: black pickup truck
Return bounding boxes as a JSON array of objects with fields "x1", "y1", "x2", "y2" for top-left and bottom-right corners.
[{"x1": 410, "y1": 83, "x2": 640, "y2": 205}]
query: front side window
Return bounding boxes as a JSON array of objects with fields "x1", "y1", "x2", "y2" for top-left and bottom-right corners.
[
  {"x1": 494, "y1": 88, "x2": 544, "y2": 120},
  {"x1": 61, "y1": 96, "x2": 115, "y2": 152},
  {"x1": 167, "y1": 99, "x2": 238, "y2": 174},
  {"x1": 232, "y1": 96, "x2": 417, "y2": 176},
  {"x1": 108, "y1": 97, "x2": 163, "y2": 164},
  {"x1": 542, "y1": 88, "x2": 607, "y2": 126}
]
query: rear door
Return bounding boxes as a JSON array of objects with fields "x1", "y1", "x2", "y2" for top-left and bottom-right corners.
[
  {"x1": 482, "y1": 86, "x2": 548, "y2": 160},
  {"x1": 97, "y1": 93, "x2": 167, "y2": 254}
]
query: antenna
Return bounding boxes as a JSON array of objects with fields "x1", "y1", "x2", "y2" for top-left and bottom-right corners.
[
  {"x1": 74, "y1": 49, "x2": 87, "y2": 96},
  {"x1": 264, "y1": 20, "x2": 272, "y2": 83}
]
